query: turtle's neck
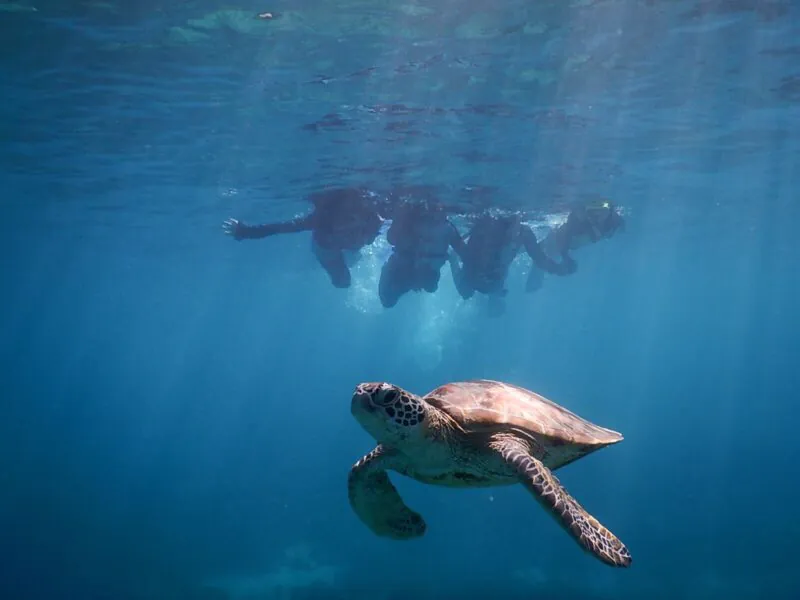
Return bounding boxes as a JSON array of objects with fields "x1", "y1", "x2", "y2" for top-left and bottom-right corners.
[{"x1": 425, "y1": 405, "x2": 464, "y2": 444}]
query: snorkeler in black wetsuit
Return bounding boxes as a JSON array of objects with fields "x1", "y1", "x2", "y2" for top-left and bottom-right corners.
[
  {"x1": 448, "y1": 213, "x2": 573, "y2": 312},
  {"x1": 527, "y1": 199, "x2": 625, "y2": 292},
  {"x1": 223, "y1": 187, "x2": 384, "y2": 289},
  {"x1": 378, "y1": 201, "x2": 467, "y2": 308}
]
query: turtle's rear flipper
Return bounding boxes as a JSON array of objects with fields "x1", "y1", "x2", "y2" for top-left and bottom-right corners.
[
  {"x1": 493, "y1": 439, "x2": 632, "y2": 567},
  {"x1": 348, "y1": 446, "x2": 426, "y2": 540}
]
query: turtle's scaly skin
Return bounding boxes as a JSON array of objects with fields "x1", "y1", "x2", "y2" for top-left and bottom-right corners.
[
  {"x1": 348, "y1": 379, "x2": 632, "y2": 568},
  {"x1": 348, "y1": 445, "x2": 426, "y2": 539},
  {"x1": 491, "y1": 435, "x2": 631, "y2": 568}
]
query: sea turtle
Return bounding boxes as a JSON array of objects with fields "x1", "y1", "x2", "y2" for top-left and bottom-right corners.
[{"x1": 348, "y1": 379, "x2": 632, "y2": 568}]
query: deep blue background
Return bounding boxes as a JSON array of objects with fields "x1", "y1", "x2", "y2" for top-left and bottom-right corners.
[{"x1": 1, "y1": 1, "x2": 799, "y2": 599}]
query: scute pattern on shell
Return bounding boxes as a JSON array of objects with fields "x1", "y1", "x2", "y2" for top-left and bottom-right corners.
[{"x1": 424, "y1": 379, "x2": 623, "y2": 446}]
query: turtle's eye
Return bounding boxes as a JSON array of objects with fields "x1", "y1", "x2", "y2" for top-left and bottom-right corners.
[{"x1": 376, "y1": 389, "x2": 398, "y2": 405}]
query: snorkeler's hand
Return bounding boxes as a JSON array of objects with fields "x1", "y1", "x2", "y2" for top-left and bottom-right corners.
[{"x1": 223, "y1": 218, "x2": 244, "y2": 240}]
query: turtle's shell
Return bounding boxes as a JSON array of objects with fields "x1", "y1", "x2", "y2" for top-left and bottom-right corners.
[{"x1": 424, "y1": 379, "x2": 622, "y2": 448}]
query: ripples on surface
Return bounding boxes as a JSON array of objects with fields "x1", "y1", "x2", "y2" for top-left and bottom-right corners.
[
  {"x1": 2, "y1": 2, "x2": 799, "y2": 600},
  {"x1": 3, "y1": 0, "x2": 798, "y2": 223}
]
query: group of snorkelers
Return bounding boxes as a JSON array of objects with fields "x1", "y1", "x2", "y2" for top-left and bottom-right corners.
[{"x1": 222, "y1": 187, "x2": 625, "y2": 313}]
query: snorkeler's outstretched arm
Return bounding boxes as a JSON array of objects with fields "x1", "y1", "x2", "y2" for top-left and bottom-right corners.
[
  {"x1": 521, "y1": 226, "x2": 576, "y2": 275},
  {"x1": 223, "y1": 214, "x2": 314, "y2": 241}
]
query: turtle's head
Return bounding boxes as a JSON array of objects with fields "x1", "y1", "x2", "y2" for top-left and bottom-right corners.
[{"x1": 352, "y1": 382, "x2": 427, "y2": 446}]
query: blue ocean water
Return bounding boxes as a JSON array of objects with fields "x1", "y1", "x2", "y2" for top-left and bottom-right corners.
[{"x1": 1, "y1": 1, "x2": 799, "y2": 599}]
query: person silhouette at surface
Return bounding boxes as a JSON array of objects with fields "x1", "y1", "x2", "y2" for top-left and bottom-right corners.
[
  {"x1": 223, "y1": 187, "x2": 384, "y2": 289},
  {"x1": 527, "y1": 199, "x2": 625, "y2": 292},
  {"x1": 448, "y1": 212, "x2": 574, "y2": 315},
  {"x1": 378, "y1": 200, "x2": 467, "y2": 308}
]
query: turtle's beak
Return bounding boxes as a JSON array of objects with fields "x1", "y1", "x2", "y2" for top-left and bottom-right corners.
[
  {"x1": 351, "y1": 387, "x2": 387, "y2": 442},
  {"x1": 352, "y1": 392, "x2": 370, "y2": 411},
  {"x1": 352, "y1": 386, "x2": 376, "y2": 416}
]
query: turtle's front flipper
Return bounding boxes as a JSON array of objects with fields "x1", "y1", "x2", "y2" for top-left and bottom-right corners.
[
  {"x1": 348, "y1": 445, "x2": 426, "y2": 540},
  {"x1": 492, "y1": 437, "x2": 632, "y2": 568}
]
